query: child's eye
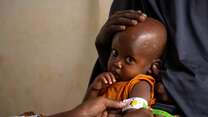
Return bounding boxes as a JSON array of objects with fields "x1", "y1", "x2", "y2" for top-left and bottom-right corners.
[
  {"x1": 111, "y1": 49, "x2": 118, "y2": 57},
  {"x1": 125, "y1": 56, "x2": 135, "y2": 64}
]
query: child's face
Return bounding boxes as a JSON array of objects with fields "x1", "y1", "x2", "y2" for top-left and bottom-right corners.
[{"x1": 107, "y1": 32, "x2": 152, "y2": 81}]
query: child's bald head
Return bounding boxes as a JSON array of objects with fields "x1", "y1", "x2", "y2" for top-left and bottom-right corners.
[
  {"x1": 108, "y1": 17, "x2": 167, "y2": 80},
  {"x1": 113, "y1": 17, "x2": 167, "y2": 62}
]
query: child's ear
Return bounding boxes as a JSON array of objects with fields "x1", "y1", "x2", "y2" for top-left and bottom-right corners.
[
  {"x1": 146, "y1": 59, "x2": 161, "y2": 81},
  {"x1": 151, "y1": 59, "x2": 161, "y2": 75},
  {"x1": 145, "y1": 64, "x2": 152, "y2": 74}
]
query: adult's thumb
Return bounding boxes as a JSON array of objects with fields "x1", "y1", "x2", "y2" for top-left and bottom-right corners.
[{"x1": 105, "y1": 99, "x2": 127, "y2": 109}]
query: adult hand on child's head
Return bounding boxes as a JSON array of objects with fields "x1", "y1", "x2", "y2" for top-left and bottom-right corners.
[
  {"x1": 96, "y1": 10, "x2": 147, "y2": 47},
  {"x1": 102, "y1": 10, "x2": 147, "y2": 35}
]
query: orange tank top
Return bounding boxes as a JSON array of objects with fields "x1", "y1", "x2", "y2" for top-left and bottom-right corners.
[{"x1": 103, "y1": 74, "x2": 155, "y2": 106}]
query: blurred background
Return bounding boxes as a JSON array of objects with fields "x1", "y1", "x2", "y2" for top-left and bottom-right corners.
[{"x1": 0, "y1": 0, "x2": 112, "y2": 116}]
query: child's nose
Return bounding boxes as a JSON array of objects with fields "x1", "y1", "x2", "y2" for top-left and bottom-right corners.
[{"x1": 114, "y1": 60, "x2": 122, "y2": 69}]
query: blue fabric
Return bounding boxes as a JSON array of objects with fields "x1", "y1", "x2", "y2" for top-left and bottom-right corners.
[
  {"x1": 90, "y1": 0, "x2": 208, "y2": 116},
  {"x1": 153, "y1": 103, "x2": 179, "y2": 115}
]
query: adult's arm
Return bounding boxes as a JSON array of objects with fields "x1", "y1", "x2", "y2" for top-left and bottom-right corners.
[{"x1": 48, "y1": 97, "x2": 127, "y2": 117}]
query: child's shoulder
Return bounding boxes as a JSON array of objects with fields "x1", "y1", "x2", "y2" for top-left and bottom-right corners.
[{"x1": 128, "y1": 74, "x2": 155, "y2": 86}]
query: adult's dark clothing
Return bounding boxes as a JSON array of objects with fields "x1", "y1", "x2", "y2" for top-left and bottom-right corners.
[{"x1": 90, "y1": 0, "x2": 208, "y2": 117}]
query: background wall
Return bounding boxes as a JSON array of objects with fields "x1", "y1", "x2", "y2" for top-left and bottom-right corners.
[{"x1": 0, "y1": 0, "x2": 112, "y2": 116}]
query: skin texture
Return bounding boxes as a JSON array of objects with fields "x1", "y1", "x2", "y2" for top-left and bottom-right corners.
[
  {"x1": 95, "y1": 10, "x2": 147, "y2": 70},
  {"x1": 20, "y1": 11, "x2": 170, "y2": 117},
  {"x1": 108, "y1": 17, "x2": 167, "y2": 117},
  {"x1": 49, "y1": 18, "x2": 171, "y2": 117},
  {"x1": 48, "y1": 97, "x2": 127, "y2": 117},
  {"x1": 86, "y1": 17, "x2": 167, "y2": 117},
  {"x1": 108, "y1": 18, "x2": 167, "y2": 81},
  {"x1": 84, "y1": 10, "x2": 148, "y2": 102},
  {"x1": 94, "y1": 10, "x2": 172, "y2": 106}
]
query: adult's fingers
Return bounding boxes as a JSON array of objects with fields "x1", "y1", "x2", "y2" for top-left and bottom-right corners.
[
  {"x1": 112, "y1": 10, "x2": 142, "y2": 19},
  {"x1": 101, "y1": 111, "x2": 108, "y2": 117},
  {"x1": 111, "y1": 10, "x2": 147, "y2": 22},
  {"x1": 105, "y1": 25, "x2": 126, "y2": 34},
  {"x1": 113, "y1": 10, "x2": 138, "y2": 15},
  {"x1": 139, "y1": 13, "x2": 147, "y2": 22},
  {"x1": 104, "y1": 98, "x2": 127, "y2": 109},
  {"x1": 108, "y1": 17, "x2": 138, "y2": 26},
  {"x1": 100, "y1": 10, "x2": 147, "y2": 36},
  {"x1": 105, "y1": 11, "x2": 147, "y2": 33}
]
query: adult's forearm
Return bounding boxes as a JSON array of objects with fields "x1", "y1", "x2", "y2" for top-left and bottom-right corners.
[
  {"x1": 47, "y1": 107, "x2": 86, "y2": 117},
  {"x1": 83, "y1": 88, "x2": 100, "y2": 102},
  {"x1": 47, "y1": 110, "x2": 76, "y2": 117}
]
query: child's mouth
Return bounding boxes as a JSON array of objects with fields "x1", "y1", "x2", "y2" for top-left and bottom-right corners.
[{"x1": 112, "y1": 71, "x2": 120, "y2": 80}]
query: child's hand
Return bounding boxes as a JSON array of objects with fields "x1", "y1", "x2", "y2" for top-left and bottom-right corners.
[
  {"x1": 84, "y1": 72, "x2": 117, "y2": 101},
  {"x1": 90, "y1": 72, "x2": 116, "y2": 91}
]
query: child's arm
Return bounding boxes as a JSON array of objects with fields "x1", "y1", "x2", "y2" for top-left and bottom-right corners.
[
  {"x1": 123, "y1": 81, "x2": 154, "y2": 117},
  {"x1": 129, "y1": 81, "x2": 151, "y2": 101},
  {"x1": 83, "y1": 72, "x2": 116, "y2": 101}
]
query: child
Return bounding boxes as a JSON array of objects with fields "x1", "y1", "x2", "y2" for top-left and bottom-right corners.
[{"x1": 85, "y1": 17, "x2": 168, "y2": 116}]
